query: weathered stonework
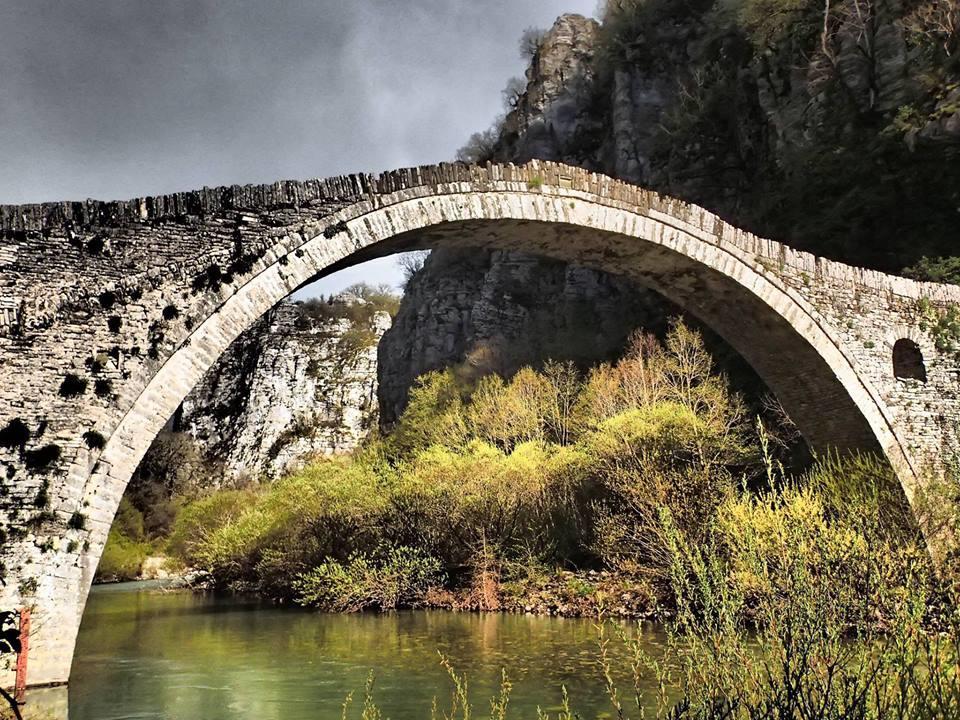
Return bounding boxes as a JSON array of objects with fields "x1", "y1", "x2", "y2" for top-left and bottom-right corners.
[
  {"x1": 0, "y1": 161, "x2": 958, "y2": 689},
  {"x1": 176, "y1": 297, "x2": 388, "y2": 482}
]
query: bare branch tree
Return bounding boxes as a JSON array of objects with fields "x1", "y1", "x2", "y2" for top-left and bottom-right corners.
[
  {"x1": 397, "y1": 251, "x2": 430, "y2": 288},
  {"x1": 518, "y1": 27, "x2": 546, "y2": 60},
  {"x1": 501, "y1": 76, "x2": 527, "y2": 111},
  {"x1": 901, "y1": 0, "x2": 960, "y2": 57},
  {"x1": 455, "y1": 125, "x2": 501, "y2": 164}
]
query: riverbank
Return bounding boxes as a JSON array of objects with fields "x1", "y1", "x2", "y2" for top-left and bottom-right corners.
[
  {"x1": 421, "y1": 568, "x2": 659, "y2": 619},
  {"x1": 69, "y1": 540, "x2": 960, "y2": 720},
  {"x1": 95, "y1": 552, "x2": 661, "y2": 620}
]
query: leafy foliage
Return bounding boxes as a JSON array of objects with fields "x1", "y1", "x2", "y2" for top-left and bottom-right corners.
[
  {"x1": 917, "y1": 297, "x2": 960, "y2": 354},
  {"x1": 127, "y1": 432, "x2": 221, "y2": 539},
  {"x1": 96, "y1": 497, "x2": 151, "y2": 581},
  {"x1": 582, "y1": 1, "x2": 960, "y2": 280},
  {"x1": 298, "y1": 283, "x2": 399, "y2": 327},
  {"x1": 294, "y1": 546, "x2": 442, "y2": 612},
  {"x1": 165, "y1": 320, "x2": 922, "y2": 622},
  {"x1": 91, "y1": 310, "x2": 944, "y2": 720}
]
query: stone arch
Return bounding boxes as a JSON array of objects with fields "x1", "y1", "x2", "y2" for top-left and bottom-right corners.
[
  {"x1": 4, "y1": 165, "x2": 956, "y2": 690},
  {"x1": 90, "y1": 194, "x2": 910, "y2": 517}
]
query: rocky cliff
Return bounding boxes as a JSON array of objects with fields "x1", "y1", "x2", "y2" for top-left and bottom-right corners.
[
  {"x1": 492, "y1": 2, "x2": 959, "y2": 275},
  {"x1": 140, "y1": 293, "x2": 390, "y2": 486},
  {"x1": 378, "y1": 249, "x2": 672, "y2": 426},
  {"x1": 377, "y1": 13, "x2": 677, "y2": 424},
  {"x1": 378, "y1": 2, "x2": 960, "y2": 422}
]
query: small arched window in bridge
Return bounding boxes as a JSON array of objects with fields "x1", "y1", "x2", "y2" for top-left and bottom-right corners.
[{"x1": 893, "y1": 338, "x2": 927, "y2": 382}]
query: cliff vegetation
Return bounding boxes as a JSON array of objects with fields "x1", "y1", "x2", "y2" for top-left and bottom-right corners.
[
  {"x1": 96, "y1": 284, "x2": 399, "y2": 582},
  {"x1": 471, "y1": 0, "x2": 960, "y2": 280}
]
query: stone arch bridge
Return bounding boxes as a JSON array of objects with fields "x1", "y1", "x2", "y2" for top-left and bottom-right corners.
[{"x1": 0, "y1": 161, "x2": 958, "y2": 688}]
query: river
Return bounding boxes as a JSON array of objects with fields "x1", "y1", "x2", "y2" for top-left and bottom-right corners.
[{"x1": 52, "y1": 580, "x2": 669, "y2": 719}]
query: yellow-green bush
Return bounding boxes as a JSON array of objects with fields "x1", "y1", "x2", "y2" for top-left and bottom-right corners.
[
  {"x1": 96, "y1": 497, "x2": 151, "y2": 581},
  {"x1": 294, "y1": 546, "x2": 442, "y2": 611},
  {"x1": 393, "y1": 440, "x2": 591, "y2": 569},
  {"x1": 172, "y1": 321, "x2": 766, "y2": 605},
  {"x1": 169, "y1": 320, "x2": 925, "y2": 626},
  {"x1": 166, "y1": 489, "x2": 254, "y2": 564},
  {"x1": 712, "y1": 455, "x2": 930, "y2": 627},
  {"x1": 383, "y1": 369, "x2": 467, "y2": 459},
  {"x1": 578, "y1": 508, "x2": 950, "y2": 720},
  {"x1": 586, "y1": 403, "x2": 738, "y2": 571}
]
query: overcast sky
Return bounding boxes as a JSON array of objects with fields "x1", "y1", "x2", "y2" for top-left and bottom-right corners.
[{"x1": 0, "y1": 0, "x2": 597, "y2": 295}]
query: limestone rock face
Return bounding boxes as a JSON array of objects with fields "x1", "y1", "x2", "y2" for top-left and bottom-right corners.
[
  {"x1": 378, "y1": 3, "x2": 960, "y2": 421},
  {"x1": 378, "y1": 249, "x2": 670, "y2": 425},
  {"x1": 178, "y1": 298, "x2": 389, "y2": 481},
  {"x1": 497, "y1": 14, "x2": 601, "y2": 163},
  {"x1": 506, "y1": 6, "x2": 958, "y2": 265},
  {"x1": 378, "y1": 14, "x2": 670, "y2": 424}
]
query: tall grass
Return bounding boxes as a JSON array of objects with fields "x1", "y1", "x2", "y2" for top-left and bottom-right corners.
[{"x1": 339, "y1": 509, "x2": 955, "y2": 719}]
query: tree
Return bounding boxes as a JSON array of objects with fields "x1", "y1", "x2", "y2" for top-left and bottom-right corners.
[
  {"x1": 501, "y1": 76, "x2": 527, "y2": 111},
  {"x1": 455, "y1": 123, "x2": 502, "y2": 164},
  {"x1": 519, "y1": 26, "x2": 546, "y2": 59},
  {"x1": 467, "y1": 370, "x2": 548, "y2": 451},
  {"x1": 542, "y1": 361, "x2": 582, "y2": 446},
  {"x1": 397, "y1": 251, "x2": 430, "y2": 288},
  {"x1": 901, "y1": 0, "x2": 960, "y2": 59}
]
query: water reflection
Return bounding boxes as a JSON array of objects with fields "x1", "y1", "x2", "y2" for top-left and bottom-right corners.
[{"x1": 49, "y1": 582, "x2": 669, "y2": 719}]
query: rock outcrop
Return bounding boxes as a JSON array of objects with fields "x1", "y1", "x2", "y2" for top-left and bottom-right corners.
[
  {"x1": 378, "y1": 249, "x2": 671, "y2": 426},
  {"x1": 379, "y1": 2, "x2": 960, "y2": 421},
  {"x1": 378, "y1": 14, "x2": 669, "y2": 423},
  {"x1": 496, "y1": 14, "x2": 601, "y2": 165},
  {"x1": 492, "y1": 3, "x2": 960, "y2": 273},
  {"x1": 162, "y1": 295, "x2": 390, "y2": 482}
]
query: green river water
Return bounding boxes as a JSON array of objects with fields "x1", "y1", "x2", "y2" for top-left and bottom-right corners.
[{"x1": 52, "y1": 580, "x2": 670, "y2": 719}]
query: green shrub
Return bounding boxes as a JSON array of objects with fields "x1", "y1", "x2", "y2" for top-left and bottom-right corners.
[
  {"x1": 589, "y1": 507, "x2": 947, "y2": 720},
  {"x1": 336, "y1": 325, "x2": 378, "y2": 360},
  {"x1": 298, "y1": 283, "x2": 399, "y2": 328},
  {"x1": 904, "y1": 255, "x2": 960, "y2": 284},
  {"x1": 169, "y1": 316, "x2": 929, "y2": 634},
  {"x1": 96, "y1": 528, "x2": 149, "y2": 581},
  {"x1": 294, "y1": 546, "x2": 442, "y2": 611},
  {"x1": 130, "y1": 431, "x2": 222, "y2": 538},
  {"x1": 586, "y1": 403, "x2": 737, "y2": 571},
  {"x1": 383, "y1": 369, "x2": 467, "y2": 459},
  {"x1": 804, "y1": 452, "x2": 920, "y2": 544},
  {"x1": 177, "y1": 459, "x2": 394, "y2": 592},
  {"x1": 736, "y1": 0, "x2": 822, "y2": 49},
  {"x1": 113, "y1": 496, "x2": 146, "y2": 542},
  {"x1": 96, "y1": 499, "x2": 151, "y2": 581},
  {"x1": 166, "y1": 490, "x2": 253, "y2": 564},
  {"x1": 176, "y1": 320, "x2": 763, "y2": 603},
  {"x1": 395, "y1": 440, "x2": 590, "y2": 569}
]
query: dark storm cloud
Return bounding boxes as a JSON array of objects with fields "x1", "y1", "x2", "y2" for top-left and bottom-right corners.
[{"x1": 0, "y1": 0, "x2": 596, "y2": 204}]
